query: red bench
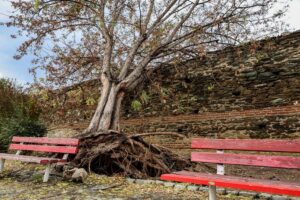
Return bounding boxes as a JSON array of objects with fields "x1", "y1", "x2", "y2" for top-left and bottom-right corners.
[
  {"x1": 0, "y1": 136, "x2": 79, "y2": 182},
  {"x1": 161, "y1": 139, "x2": 300, "y2": 200}
]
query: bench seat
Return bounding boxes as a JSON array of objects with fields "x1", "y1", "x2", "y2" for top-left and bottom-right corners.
[
  {"x1": 161, "y1": 139, "x2": 300, "y2": 199},
  {"x1": 0, "y1": 136, "x2": 79, "y2": 182},
  {"x1": 0, "y1": 153, "x2": 66, "y2": 165},
  {"x1": 161, "y1": 171, "x2": 300, "y2": 197}
]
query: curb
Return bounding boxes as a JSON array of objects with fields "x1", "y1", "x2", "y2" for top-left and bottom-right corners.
[{"x1": 125, "y1": 178, "x2": 298, "y2": 200}]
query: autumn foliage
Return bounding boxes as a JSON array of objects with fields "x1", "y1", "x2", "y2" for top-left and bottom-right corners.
[{"x1": 0, "y1": 78, "x2": 46, "y2": 151}]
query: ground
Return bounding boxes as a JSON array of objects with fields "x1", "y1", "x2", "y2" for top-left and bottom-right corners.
[{"x1": 0, "y1": 161, "x2": 255, "y2": 200}]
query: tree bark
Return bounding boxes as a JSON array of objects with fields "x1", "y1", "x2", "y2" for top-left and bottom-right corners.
[
  {"x1": 85, "y1": 75, "x2": 111, "y2": 133},
  {"x1": 85, "y1": 79, "x2": 124, "y2": 133},
  {"x1": 98, "y1": 84, "x2": 119, "y2": 131},
  {"x1": 111, "y1": 91, "x2": 125, "y2": 131}
]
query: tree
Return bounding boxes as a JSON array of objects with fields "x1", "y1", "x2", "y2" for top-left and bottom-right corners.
[
  {"x1": 4, "y1": 0, "x2": 290, "y2": 177},
  {"x1": 6, "y1": 0, "x2": 289, "y2": 132}
]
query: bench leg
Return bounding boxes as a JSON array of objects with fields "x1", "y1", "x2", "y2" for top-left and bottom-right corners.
[
  {"x1": 208, "y1": 185, "x2": 217, "y2": 200},
  {"x1": 43, "y1": 164, "x2": 51, "y2": 183},
  {"x1": 0, "y1": 159, "x2": 4, "y2": 172}
]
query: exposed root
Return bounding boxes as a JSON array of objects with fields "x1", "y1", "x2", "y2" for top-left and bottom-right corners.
[{"x1": 71, "y1": 130, "x2": 190, "y2": 178}]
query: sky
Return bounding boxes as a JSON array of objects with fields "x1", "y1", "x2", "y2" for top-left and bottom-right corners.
[{"x1": 0, "y1": 0, "x2": 300, "y2": 85}]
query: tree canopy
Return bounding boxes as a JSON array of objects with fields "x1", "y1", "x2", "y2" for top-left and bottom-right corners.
[{"x1": 6, "y1": 0, "x2": 289, "y2": 89}]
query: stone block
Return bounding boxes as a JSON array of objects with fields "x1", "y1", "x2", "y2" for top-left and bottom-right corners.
[
  {"x1": 155, "y1": 180, "x2": 165, "y2": 185},
  {"x1": 174, "y1": 184, "x2": 186, "y2": 190},
  {"x1": 271, "y1": 195, "x2": 290, "y2": 200},
  {"x1": 216, "y1": 188, "x2": 227, "y2": 195},
  {"x1": 163, "y1": 182, "x2": 175, "y2": 187},
  {"x1": 187, "y1": 185, "x2": 199, "y2": 191},
  {"x1": 126, "y1": 178, "x2": 136, "y2": 184},
  {"x1": 135, "y1": 179, "x2": 147, "y2": 184}
]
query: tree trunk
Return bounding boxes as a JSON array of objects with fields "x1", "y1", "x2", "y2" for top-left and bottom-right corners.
[
  {"x1": 85, "y1": 79, "x2": 124, "y2": 133},
  {"x1": 85, "y1": 76, "x2": 111, "y2": 133},
  {"x1": 111, "y1": 91, "x2": 125, "y2": 131}
]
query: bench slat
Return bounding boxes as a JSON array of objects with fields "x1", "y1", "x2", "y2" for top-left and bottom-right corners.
[
  {"x1": 191, "y1": 152, "x2": 300, "y2": 169},
  {"x1": 161, "y1": 171, "x2": 300, "y2": 197},
  {"x1": 9, "y1": 144, "x2": 78, "y2": 154},
  {"x1": 191, "y1": 139, "x2": 300, "y2": 152},
  {"x1": 12, "y1": 136, "x2": 79, "y2": 146},
  {"x1": 0, "y1": 153, "x2": 66, "y2": 164}
]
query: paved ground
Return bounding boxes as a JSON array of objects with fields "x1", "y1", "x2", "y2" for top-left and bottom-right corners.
[{"x1": 0, "y1": 161, "x2": 258, "y2": 200}]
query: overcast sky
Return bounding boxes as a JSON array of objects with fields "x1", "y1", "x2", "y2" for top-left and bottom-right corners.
[{"x1": 0, "y1": 0, "x2": 300, "y2": 85}]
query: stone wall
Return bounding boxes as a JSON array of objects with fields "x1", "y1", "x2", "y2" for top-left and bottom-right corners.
[
  {"x1": 123, "y1": 31, "x2": 300, "y2": 119},
  {"x1": 119, "y1": 31, "x2": 300, "y2": 141},
  {"x1": 48, "y1": 31, "x2": 300, "y2": 142},
  {"x1": 121, "y1": 105, "x2": 300, "y2": 139}
]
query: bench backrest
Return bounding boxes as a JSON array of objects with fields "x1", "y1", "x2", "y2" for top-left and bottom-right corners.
[
  {"x1": 9, "y1": 136, "x2": 80, "y2": 154},
  {"x1": 191, "y1": 139, "x2": 300, "y2": 169}
]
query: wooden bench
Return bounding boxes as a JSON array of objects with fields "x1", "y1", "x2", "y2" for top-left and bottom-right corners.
[
  {"x1": 0, "y1": 136, "x2": 79, "y2": 182},
  {"x1": 161, "y1": 139, "x2": 300, "y2": 200}
]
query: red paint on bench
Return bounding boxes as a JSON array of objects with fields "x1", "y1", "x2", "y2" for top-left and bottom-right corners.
[
  {"x1": 1, "y1": 136, "x2": 80, "y2": 182},
  {"x1": 191, "y1": 152, "x2": 300, "y2": 169},
  {"x1": 0, "y1": 153, "x2": 66, "y2": 164},
  {"x1": 191, "y1": 139, "x2": 300, "y2": 152},
  {"x1": 12, "y1": 136, "x2": 79, "y2": 146},
  {"x1": 9, "y1": 144, "x2": 78, "y2": 154},
  {"x1": 161, "y1": 138, "x2": 300, "y2": 197},
  {"x1": 161, "y1": 171, "x2": 300, "y2": 197}
]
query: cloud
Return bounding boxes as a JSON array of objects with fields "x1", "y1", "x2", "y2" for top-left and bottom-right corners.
[
  {"x1": 287, "y1": 0, "x2": 300, "y2": 30},
  {"x1": 0, "y1": 25, "x2": 33, "y2": 84},
  {"x1": 0, "y1": 0, "x2": 13, "y2": 22},
  {"x1": 0, "y1": 0, "x2": 33, "y2": 84}
]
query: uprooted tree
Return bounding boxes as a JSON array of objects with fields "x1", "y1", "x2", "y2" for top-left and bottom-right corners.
[{"x1": 5, "y1": 0, "x2": 289, "y2": 177}]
